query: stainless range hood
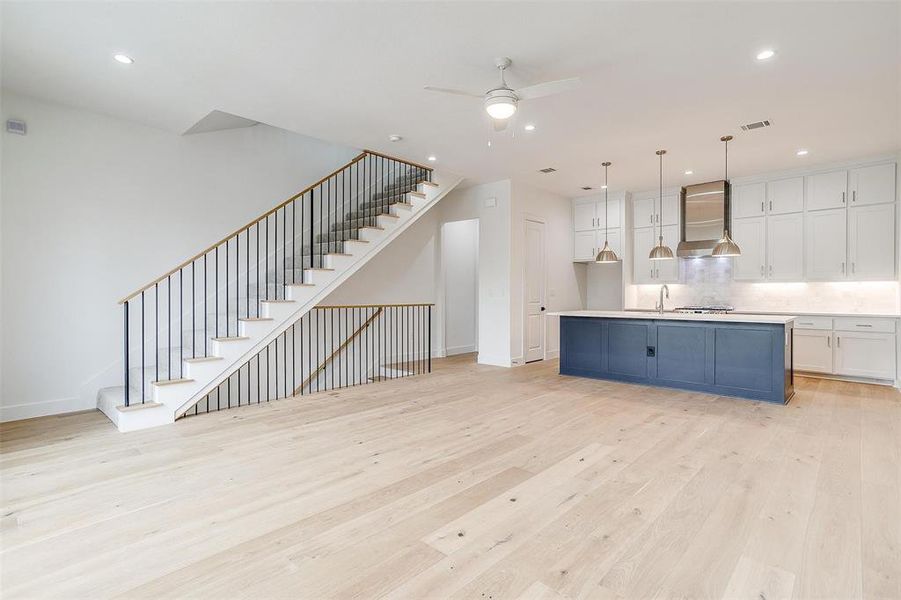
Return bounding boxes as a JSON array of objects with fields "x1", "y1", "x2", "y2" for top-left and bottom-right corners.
[{"x1": 676, "y1": 179, "x2": 731, "y2": 257}]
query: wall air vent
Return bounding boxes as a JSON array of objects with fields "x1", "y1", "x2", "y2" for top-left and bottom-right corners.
[
  {"x1": 740, "y1": 119, "x2": 771, "y2": 131},
  {"x1": 539, "y1": 167, "x2": 557, "y2": 173},
  {"x1": 581, "y1": 186, "x2": 593, "y2": 190}
]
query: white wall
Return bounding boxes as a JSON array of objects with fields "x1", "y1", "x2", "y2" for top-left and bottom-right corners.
[
  {"x1": 440, "y1": 219, "x2": 479, "y2": 355},
  {"x1": 510, "y1": 181, "x2": 587, "y2": 363},
  {"x1": 0, "y1": 91, "x2": 359, "y2": 421}
]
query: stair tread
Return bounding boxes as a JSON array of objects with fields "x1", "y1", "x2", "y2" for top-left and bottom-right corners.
[
  {"x1": 260, "y1": 299, "x2": 296, "y2": 303},
  {"x1": 324, "y1": 253, "x2": 353, "y2": 257},
  {"x1": 408, "y1": 191, "x2": 427, "y2": 198},
  {"x1": 238, "y1": 317, "x2": 274, "y2": 322},
  {"x1": 116, "y1": 401, "x2": 164, "y2": 413},
  {"x1": 422, "y1": 181, "x2": 438, "y2": 187},
  {"x1": 305, "y1": 268, "x2": 335, "y2": 272},
  {"x1": 152, "y1": 378, "x2": 195, "y2": 387},
  {"x1": 184, "y1": 356, "x2": 223, "y2": 363},
  {"x1": 212, "y1": 336, "x2": 250, "y2": 341}
]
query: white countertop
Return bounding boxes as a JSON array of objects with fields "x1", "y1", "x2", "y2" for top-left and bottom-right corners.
[
  {"x1": 549, "y1": 310, "x2": 796, "y2": 324},
  {"x1": 624, "y1": 308, "x2": 899, "y2": 319}
]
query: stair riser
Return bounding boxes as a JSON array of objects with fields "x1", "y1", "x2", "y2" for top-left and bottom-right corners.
[
  {"x1": 152, "y1": 380, "x2": 204, "y2": 408},
  {"x1": 211, "y1": 337, "x2": 257, "y2": 363},
  {"x1": 322, "y1": 254, "x2": 356, "y2": 271},
  {"x1": 184, "y1": 360, "x2": 226, "y2": 381}
]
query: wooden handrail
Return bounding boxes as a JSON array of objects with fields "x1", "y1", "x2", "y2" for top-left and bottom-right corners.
[
  {"x1": 295, "y1": 307, "x2": 384, "y2": 395},
  {"x1": 363, "y1": 149, "x2": 434, "y2": 173},
  {"x1": 118, "y1": 150, "x2": 433, "y2": 304}
]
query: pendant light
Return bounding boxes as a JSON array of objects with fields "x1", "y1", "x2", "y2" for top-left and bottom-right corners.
[
  {"x1": 712, "y1": 135, "x2": 742, "y2": 257},
  {"x1": 649, "y1": 149, "x2": 675, "y2": 260},
  {"x1": 595, "y1": 161, "x2": 619, "y2": 263}
]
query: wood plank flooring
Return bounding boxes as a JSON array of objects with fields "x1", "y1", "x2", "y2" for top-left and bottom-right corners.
[{"x1": 1, "y1": 355, "x2": 899, "y2": 599}]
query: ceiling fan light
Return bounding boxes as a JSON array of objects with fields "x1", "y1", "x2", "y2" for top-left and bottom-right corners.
[
  {"x1": 595, "y1": 241, "x2": 619, "y2": 263},
  {"x1": 485, "y1": 98, "x2": 517, "y2": 120},
  {"x1": 712, "y1": 229, "x2": 742, "y2": 257}
]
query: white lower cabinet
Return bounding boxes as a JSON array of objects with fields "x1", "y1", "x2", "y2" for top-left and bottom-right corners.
[
  {"x1": 793, "y1": 317, "x2": 897, "y2": 382},
  {"x1": 793, "y1": 329, "x2": 833, "y2": 373},
  {"x1": 834, "y1": 331, "x2": 896, "y2": 380}
]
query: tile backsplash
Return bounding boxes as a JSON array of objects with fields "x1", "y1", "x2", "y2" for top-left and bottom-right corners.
[{"x1": 625, "y1": 257, "x2": 900, "y2": 314}]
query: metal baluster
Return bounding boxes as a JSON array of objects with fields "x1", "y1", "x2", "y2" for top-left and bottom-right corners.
[
  {"x1": 204, "y1": 255, "x2": 208, "y2": 355},
  {"x1": 226, "y1": 238, "x2": 229, "y2": 337},
  {"x1": 428, "y1": 305, "x2": 432, "y2": 372},
  {"x1": 215, "y1": 246, "x2": 219, "y2": 338},
  {"x1": 123, "y1": 301, "x2": 130, "y2": 406},
  {"x1": 141, "y1": 292, "x2": 145, "y2": 402},
  {"x1": 167, "y1": 275, "x2": 171, "y2": 380},
  {"x1": 179, "y1": 270, "x2": 183, "y2": 378}
]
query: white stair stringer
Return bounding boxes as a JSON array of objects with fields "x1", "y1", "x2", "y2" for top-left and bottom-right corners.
[{"x1": 100, "y1": 172, "x2": 462, "y2": 432}]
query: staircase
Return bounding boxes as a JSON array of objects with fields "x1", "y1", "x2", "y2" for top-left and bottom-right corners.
[{"x1": 98, "y1": 151, "x2": 461, "y2": 432}]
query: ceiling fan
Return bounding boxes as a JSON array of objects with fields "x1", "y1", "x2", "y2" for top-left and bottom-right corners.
[{"x1": 424, "y1": 57, "x2": 581, "y2": 131}]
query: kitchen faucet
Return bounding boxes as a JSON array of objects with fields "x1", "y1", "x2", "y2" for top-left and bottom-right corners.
[{"x1": 656, "y1": 284, "x2": 669, "y2": 314}]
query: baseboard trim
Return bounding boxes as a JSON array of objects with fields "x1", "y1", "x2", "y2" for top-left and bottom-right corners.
[
  {"x1": 478, "y1": 353, "x2": 512, "y2": 368},
  {"x1": 795, "y1": 371, "x2": 897, "y2": 388},
  {"x1": 1, "y1": 396, "x2": 96, "y2": 423},
  {"x1": 446, "y1": 344, "x2": 477, "y2": 356}
]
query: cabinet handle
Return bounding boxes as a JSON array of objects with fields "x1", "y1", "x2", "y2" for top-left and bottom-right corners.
[
  {"x1": 852, "y1": 190, "x2": 856, "y2": 203},
  {"x1": 856, "y1": 324, "x2": 872, "y2": 328},
  {"x1": 842, "y1": 191, "x2": 846, "y2": 204},
  {"x1": 761, "y1": 201, "x2": 764, "y2": 213},
  {"x1": 841, "y1": 262, "x2": 845, "y2": 274},
  {"x1": 851, "y1": 262, "x2": 855, "y2": 274},
  {"x1": 837, "y1": 336, "x2": 841, "y2": 347},
  {"x1": 769, "y1": 201, "x2": 773, "y2": 211},
  {"x1": 650, "y1": 267, "x2": 653, "y2": 279},
  {"x1": 769, "y1": 264, "x2": 773, "y2": 276},
  {"x1": 760, "y1": 265, "x2": 764, "y2": 275},
  {"x1": 827, "y1": 335, "x2": 831, "y2": 348}
]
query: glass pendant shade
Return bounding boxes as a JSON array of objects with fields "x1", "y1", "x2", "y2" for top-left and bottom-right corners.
[
  {"x1": 596, "y1": 241, "x2": 619, "y2": 263},
  {"x1": 648, "y1": 149, "x2": 674, "y2": 260},
  {"x1": 712, "y1": 229, "x2": 741, "y2": 257}
]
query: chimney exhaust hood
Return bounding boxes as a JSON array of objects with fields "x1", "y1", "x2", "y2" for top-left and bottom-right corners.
[{"x1": 676, "y1": 179, "x2": 731, "y2": 257}]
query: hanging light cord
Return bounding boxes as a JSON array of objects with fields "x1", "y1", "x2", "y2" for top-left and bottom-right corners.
[{"x1": 604, "y1": 163, "x2": 609, "y2": 243}]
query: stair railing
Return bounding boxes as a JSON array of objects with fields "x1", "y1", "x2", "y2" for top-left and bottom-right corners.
[
  {"x1": 180, "y1": 303, "x2": 433, "y2": 418},
  {"x1": 118, "y1": 151, "x2": 432, "y2": 407}
]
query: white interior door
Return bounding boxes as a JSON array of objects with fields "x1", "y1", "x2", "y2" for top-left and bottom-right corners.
[{"x1": 524, "y1": 218, "x2": 546, "y2": 363}]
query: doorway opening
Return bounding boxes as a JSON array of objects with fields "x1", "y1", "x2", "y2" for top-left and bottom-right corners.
[{"x1": 441, "y1": 219, "x2": 479, "y2": 360}]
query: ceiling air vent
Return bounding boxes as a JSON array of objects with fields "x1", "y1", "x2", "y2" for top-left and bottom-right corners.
[
  {"x1": 740, "y1": 119, "x2": 771, "y2": 131},
  {"x1": 539, "y1": 167, "x2": 557, "y2": 174},
  {"x1": 581, "y1": 186, "x2": 593, "y2": 190}
]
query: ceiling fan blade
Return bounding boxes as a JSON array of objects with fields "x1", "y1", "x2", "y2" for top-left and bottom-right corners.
[
  {"x1": 493, "y1": 119, "x2": 509, "y2": 132},
  {"x1": 423, "y1": 85, "x2": 483, "y2": 98},
  {"x1": 515, "y1": 77, "x2": 582, "y2": 100}
]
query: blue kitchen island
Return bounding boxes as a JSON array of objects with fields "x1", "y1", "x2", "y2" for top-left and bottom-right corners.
[{"x1": 554, "y1": 311, "x2": 795, "y2": 404}]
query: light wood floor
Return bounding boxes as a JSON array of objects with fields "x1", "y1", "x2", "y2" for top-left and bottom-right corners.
[{"x1": 2, "y1": 355, "x2": 899, "y2": 600}]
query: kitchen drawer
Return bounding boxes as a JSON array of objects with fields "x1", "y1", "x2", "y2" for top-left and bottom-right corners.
[
  {"x1": 793, "y1": 316, "x2": 833, "y2": 330},
  {"x1": 833, "y1": 317, "x2": 896, "y2": 334}
]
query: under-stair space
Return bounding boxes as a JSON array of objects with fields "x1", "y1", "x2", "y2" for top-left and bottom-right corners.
[
  {"x1": 182, "y1": 304, "x2": 432, "y2": 418},
  {"x1": 98, "y1": 151, "x2": 461, "y2": 431}
]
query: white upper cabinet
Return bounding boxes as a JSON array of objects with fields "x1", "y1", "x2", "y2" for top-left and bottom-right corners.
[
  {"x1": 573, "y1": 230, "x2": 597, "y2": 261},
  {"x1": 805, "y1": 208, "x2": 847, "y2": 280},
  {"x1": 596, "y1": 198, "x2": 622, "y2": 231},
  {"x1": 766, "y1": 177, "x2": 804, "y2": 214},
  {"x1": 633, "y1": 197, "x2": 656, "y2": 228},
  {"x1": 655, "y1": 225, "x2": 681, "y2": 282},
  {"x1": 573, "y1": 201, "x2": 596, "y2": 232},
  {"x1": 767, "y1": 212, "x2": 804, "y2": 280},
  {"x1": 600, "y1": 228, "x2": 623, "y2": 258},
  {"x1": 807, "y1": 170, "x2": 848, "y2": 211},
  {"x1": 660, "y1": 194, "x2": 680, "y2": 226},
  {"x1": 732, "y1": 217, "x2": 766, "y2": 280},
  {"x1": 849, "y1": 203, "x2": 895, "y2": 280},
  {"x1": 850, "y1": 163, "x2": 896, "y2": 207},
  {"x1": 732, "y1": 183, "x2": 767, "y2": 219},
  {"x1": 632, "y1": 226, "x2": 655, "y2": 283}
]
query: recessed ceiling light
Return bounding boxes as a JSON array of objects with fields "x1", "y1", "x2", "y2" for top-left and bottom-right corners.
[
  {"x1": 427, "y1": 155, "x2": 436, "y2": 162},
  {"x1": 524, "y1": 124, "x2": 536, "y2": 131},
  {"x1": 796, "y1": 149, "x2": 809, "y2": 156},
  {"x1": 113, "y1": 54, "x2": 134, "y2": 64},
  {"x1": 684, "y1": 170, "x2": 694, "y2": 175},
  {"x1": 756, "y1": 49, "x2": 776, "y2": 61},
  {"x1": 388, "y1": 134, "x2": 402, "y2": 142}
]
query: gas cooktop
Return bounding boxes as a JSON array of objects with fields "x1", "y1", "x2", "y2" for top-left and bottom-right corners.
[{"x1": 673, "y1": 305, "x2": 735, "y2": 314}]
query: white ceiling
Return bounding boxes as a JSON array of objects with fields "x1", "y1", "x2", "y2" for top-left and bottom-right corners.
[{"x1": 3, "y1": 2, "x2": 899, "y2": 194}]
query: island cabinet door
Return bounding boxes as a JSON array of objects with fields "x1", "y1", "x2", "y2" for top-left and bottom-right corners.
[
  {"x1": 605, "y1": 320, "x2": 651, "y2": 379},
  {"x1": 653, "y1": 322, "x2": 710, "y2": 384},
  {"x1": 559, "y1": 317, "x2": 603, "y2": 374},
  {"x1": 712, "y1": 326, "x2": 779, "y2": 396}
]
